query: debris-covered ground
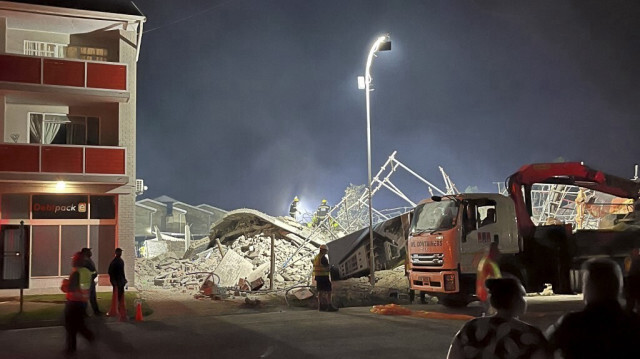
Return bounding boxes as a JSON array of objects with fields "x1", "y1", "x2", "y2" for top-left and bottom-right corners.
[
  {"x1": 136, "y1": 234, "x2": 318, "y2": 295},
  {"x1": 135, "y1": 234, "x2": 416, "y2": 310}
]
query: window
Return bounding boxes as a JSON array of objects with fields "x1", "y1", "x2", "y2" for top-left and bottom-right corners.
[
  {"x1": 0, "y1": 194, "x2": 29, "y2": 219},
  {"x1": 60, "y1": 226, "x2": 88, "y2": 275},
  {"x1": 66, "y1": 46, "x2": 109, "y2": 62},
  {"x1": 411, "y1": 200, "x2": 459, "y2": 233},
  {"x1": 29, "y1": 113, "x2": 99, "y2": 145},
  {"x1": 90, "y1": 196, "x2": 116, "y2": 219},
  {"x1": 91, "y1": 225, "x2": 116, "y2": 274},
  {"x1": 478, "y1": 204, "x2": 497, "y2": 227},
  {"x1": 23, "y1": 40, "x2": 66, "y2": 58},
  {"x1": 31, "y1": 226, "x2": 60, "y2": 276}
]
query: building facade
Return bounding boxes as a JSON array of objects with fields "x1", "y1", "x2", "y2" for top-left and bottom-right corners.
[
  {"x1": 0, "y1": 0, "x2": 145, "y2": 289},
  {"x1": 135, "y1": 196, "x2": 227, "y2": 238}
]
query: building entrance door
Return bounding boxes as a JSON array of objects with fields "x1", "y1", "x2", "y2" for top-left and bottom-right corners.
[{"x1": 0, "y1": 225, "x2": 29, "y2": 289}]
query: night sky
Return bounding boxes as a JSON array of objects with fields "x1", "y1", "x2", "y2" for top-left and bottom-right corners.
[{"x1": 133, "y1": 0, "x2": 640, "y2": 215}]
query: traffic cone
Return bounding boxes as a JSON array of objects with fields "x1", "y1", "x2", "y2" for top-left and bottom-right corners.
[{"x1": 135, "y1": 299, "x2": 143, "y2": 321}]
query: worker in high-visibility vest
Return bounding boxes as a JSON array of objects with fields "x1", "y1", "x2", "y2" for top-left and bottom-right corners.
[
  {"x1": 313, "y1": 244, "x2": 338, "y2": 312},
  {"x1": 476, "y1": 242, "x2": 502, "y2": 315},
  {"x1": 62, "y1": 252, "x2": 95, "y2": 354},
  {"x1": 289, "y1": 196, "x2": 299, "y2": 218}
]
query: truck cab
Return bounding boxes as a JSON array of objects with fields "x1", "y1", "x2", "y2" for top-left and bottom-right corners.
[
  {"x1": 407, "y1": 193, "x2": 518, "y2": 305},
  {"x1": 407, "y1": 162, "x2": 640, "y2": 306}
]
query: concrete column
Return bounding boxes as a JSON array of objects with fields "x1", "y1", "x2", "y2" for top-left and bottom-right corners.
[
  {"x1": 0, "y1": 94, "x2": 5, "y2": 142},
  {"x1": 270, "y1": 235, "x2": 275, "y2": 290},
  {"x1": 0, "y1": 17, "x2": 6, "y2": 53},
  {"x1": 117, "y1": 28, "x2": 139, "y2": 286}
]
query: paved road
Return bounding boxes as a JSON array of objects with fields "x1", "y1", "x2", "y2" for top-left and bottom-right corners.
[{"x1": 0, "y1": 296, "x2": 583, "y2": 359}]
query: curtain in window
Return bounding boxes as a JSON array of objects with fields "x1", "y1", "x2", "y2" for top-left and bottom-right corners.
[
  {"x1": 29, "y1": 114, "x2": 43, "y2": 143},
  {"x1": 43, "y1": 118, "x2": 62, "y2": 144},
  {"x1": 66, "y1": 121, "x2": 86, "y2": 145}
]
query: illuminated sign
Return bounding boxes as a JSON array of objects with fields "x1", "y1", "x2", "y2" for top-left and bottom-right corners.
[{"x1": 32, "y1": 195, "x2": 89, "y2": 219}]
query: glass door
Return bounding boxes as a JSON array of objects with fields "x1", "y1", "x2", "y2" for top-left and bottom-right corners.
[{"x1": 0, "y1": 225, "x2": 30, "y2": 289}]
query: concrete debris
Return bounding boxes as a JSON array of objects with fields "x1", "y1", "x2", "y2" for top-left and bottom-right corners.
[
  {"x1": 242, "y1": 297, "x2": 262, "y2": 307},
  {"x1": 144, "y1": 235, "x2": 188, "y2": 259},
  {"x1": 291, "y1": 287, "x2": 314, "y2": 300},
  {"x1": 208, "y1": 208, "x2": 326, "y2": 247},
  {"x1": 214, "y1": 250, "x2": 254, "y2": 287},
  {"x1": 331, "y1": 267, "x2": 411, "y2": 307},
  {"x1": 135, "y1": 231, "x2": 319, "y2": 295},
  {"x1": 135, "y1": 208, "x2": 412, "y2": 305}
]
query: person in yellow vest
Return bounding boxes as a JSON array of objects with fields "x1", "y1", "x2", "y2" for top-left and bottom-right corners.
[
  {"x1": 62, "y1": 251, "x2": 95, "y2": 354},
  {"x1": 313, "y1": 244, "x2": 338, "y2": 312},
  {"x1": 476, "y1": 242, "x2": 502, "y2": 315}
]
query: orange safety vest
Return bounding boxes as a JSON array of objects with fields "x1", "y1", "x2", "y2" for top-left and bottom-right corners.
[
  {"x1": 313, "y1": 253, "x2": 330, "y2": 277},
  {"x1": 476, "y1": 256, "x2": 501, "y2": 302},
  {"x1": 65, "y1": 267, "x2": 92, "y2": 302}
]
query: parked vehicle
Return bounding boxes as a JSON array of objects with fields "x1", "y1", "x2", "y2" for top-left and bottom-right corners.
[{"x1": 406, "y1": 162, "x2": 640, "y2": 307}]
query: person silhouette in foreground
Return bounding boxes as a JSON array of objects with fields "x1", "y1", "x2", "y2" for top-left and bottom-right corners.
[
  {"x1": 546, "y1": 258, "x2": 640, "y2": 359},
  {"x1": 447, "y1": 277, "x2": 548, "y2": 359},
  {"x1": 63, "y1": 252, "x2": 95, "y2": 355},
  {"x1": 107, "y1": 248, "x2": 128, "y2": 321}
]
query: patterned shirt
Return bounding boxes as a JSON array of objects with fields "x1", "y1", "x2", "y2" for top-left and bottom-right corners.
[{"x1": 449, "y1": 316, "x2": 548, "y2": 359}]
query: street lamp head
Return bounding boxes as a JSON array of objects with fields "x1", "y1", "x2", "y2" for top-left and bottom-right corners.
[{"x1": 377, "y1": 34, "x2": 391, "y2": 52}]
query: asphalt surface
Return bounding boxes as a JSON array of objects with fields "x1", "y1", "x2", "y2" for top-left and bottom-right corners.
[{"x1": 0, "y1": 295, "x2": 584, "y2": 359}]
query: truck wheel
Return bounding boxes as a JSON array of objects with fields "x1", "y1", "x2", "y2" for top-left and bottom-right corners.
[
  {"x1": 500, "y1": 260, "x2": 528, "y2": 289},
  {"x1": 570, "y1": 269, "x2": 583, "y2": 293},
  {"x1": 409, "y1": 289, "x2": 415, "y2": 304},
  {"x1": 420, "y1": 291, "x2": 427, "y2": 304},
  {"x1": 440, "y1": 294, "x2": 471, "y2": 308}
]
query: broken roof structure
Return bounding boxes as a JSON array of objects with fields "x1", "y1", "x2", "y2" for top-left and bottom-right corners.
[{"x1": 208, "y1": 208, "x2": 325, "y2": 248}]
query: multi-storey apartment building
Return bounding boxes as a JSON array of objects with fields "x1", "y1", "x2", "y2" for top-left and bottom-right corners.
[{"x1": 0, "y1": 0, "x2": 145, "y2": 290}]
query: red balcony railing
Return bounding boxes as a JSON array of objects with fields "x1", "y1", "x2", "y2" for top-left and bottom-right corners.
[
  {"x1": 0, "y1": 54, "x2": 127, "y2": 91},
  {"x1": 0, "y1": 143, "x2": 125, "y2": 175}
]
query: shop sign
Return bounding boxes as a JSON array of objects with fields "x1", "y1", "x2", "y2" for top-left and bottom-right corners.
[{"x1": 32, "y1": 195, "x2": 88, "y2": 219}]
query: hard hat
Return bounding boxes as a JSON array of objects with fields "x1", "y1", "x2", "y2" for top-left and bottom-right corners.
[
  {"x1": 322, "y1": 199, "x2": 327, "y2": 204},
  {"x1": 294, "y1": 196, "x2": 299, "y2": 202},
  {"x1": 319, "y1": 244, "x2": 328, "y2": 250}
]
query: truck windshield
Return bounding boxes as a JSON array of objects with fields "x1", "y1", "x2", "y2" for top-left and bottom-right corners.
[{"x1": 411, "y1": 200, "x2": 459, "y2": 233}]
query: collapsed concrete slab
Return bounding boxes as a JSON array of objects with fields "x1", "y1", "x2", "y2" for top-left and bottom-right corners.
[
  {"x1": 327, "y1": 212, "x2": 411, "y2": 280},
  {"x1": 208, "y1": 208, "x2": 325, "y2": 248},
  {"x1": 213, "y1": 250, "x2": 254, "y2": 287}
]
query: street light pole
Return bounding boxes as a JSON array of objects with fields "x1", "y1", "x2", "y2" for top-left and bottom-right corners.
[{"x1": 362, "y1": 34, "x2": 391, "y2": 287}]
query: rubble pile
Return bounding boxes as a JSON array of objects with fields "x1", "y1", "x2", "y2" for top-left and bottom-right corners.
[
  {"x1": 331, "y1": 266, "x2": 411, "y2": 307},
  {"x1": 135, "y1": 234, "x2": 319, "y2": 295}
]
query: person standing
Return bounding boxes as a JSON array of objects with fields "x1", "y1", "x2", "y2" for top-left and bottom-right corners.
[
  {"x1": 289, "y1": 196, "x2": 299, "y2": 218},
  {"x1": 316, "y1": 199, "x2": 330, "y2": 221},
  {"x1": 313, "y1": 244, "x2": 338, "y2": 312},
  {"x1": 81, "y1": 248, "x2": 101, "y2": 316},
  {"x1": 62, "y1": 252, "x2": 94, "y2": 354},
  {"x1": 546, "y1": 258, "x2": 640, "y2": 358},
  {"x1": 476, "y1": 242, "x2": 501, "y2": 314},
  {"x1": 447, "y1": 277, "x2": 548, "y2": 359},
  {"x1": 107, "y1": 248, "x2": 127, "y2": 321},
  {"x1": 624, "y1": 248, "x2": 640, "y2": 313}
]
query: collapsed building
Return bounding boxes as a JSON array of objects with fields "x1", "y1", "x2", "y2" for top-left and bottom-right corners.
[
  {"x1": 135, "y1": 153, "x2": 639, "y2": 305},
  {"x1": 134, "y1": 153, "x2": 458, "y2": 300},
  {"x1": 135, "y1": 208, "x2": 330, "y2": 296}
]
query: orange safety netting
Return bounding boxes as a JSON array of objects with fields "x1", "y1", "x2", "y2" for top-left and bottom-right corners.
[{"x1": 370, "y1": 303, "x2": 474, "y2": 321}]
